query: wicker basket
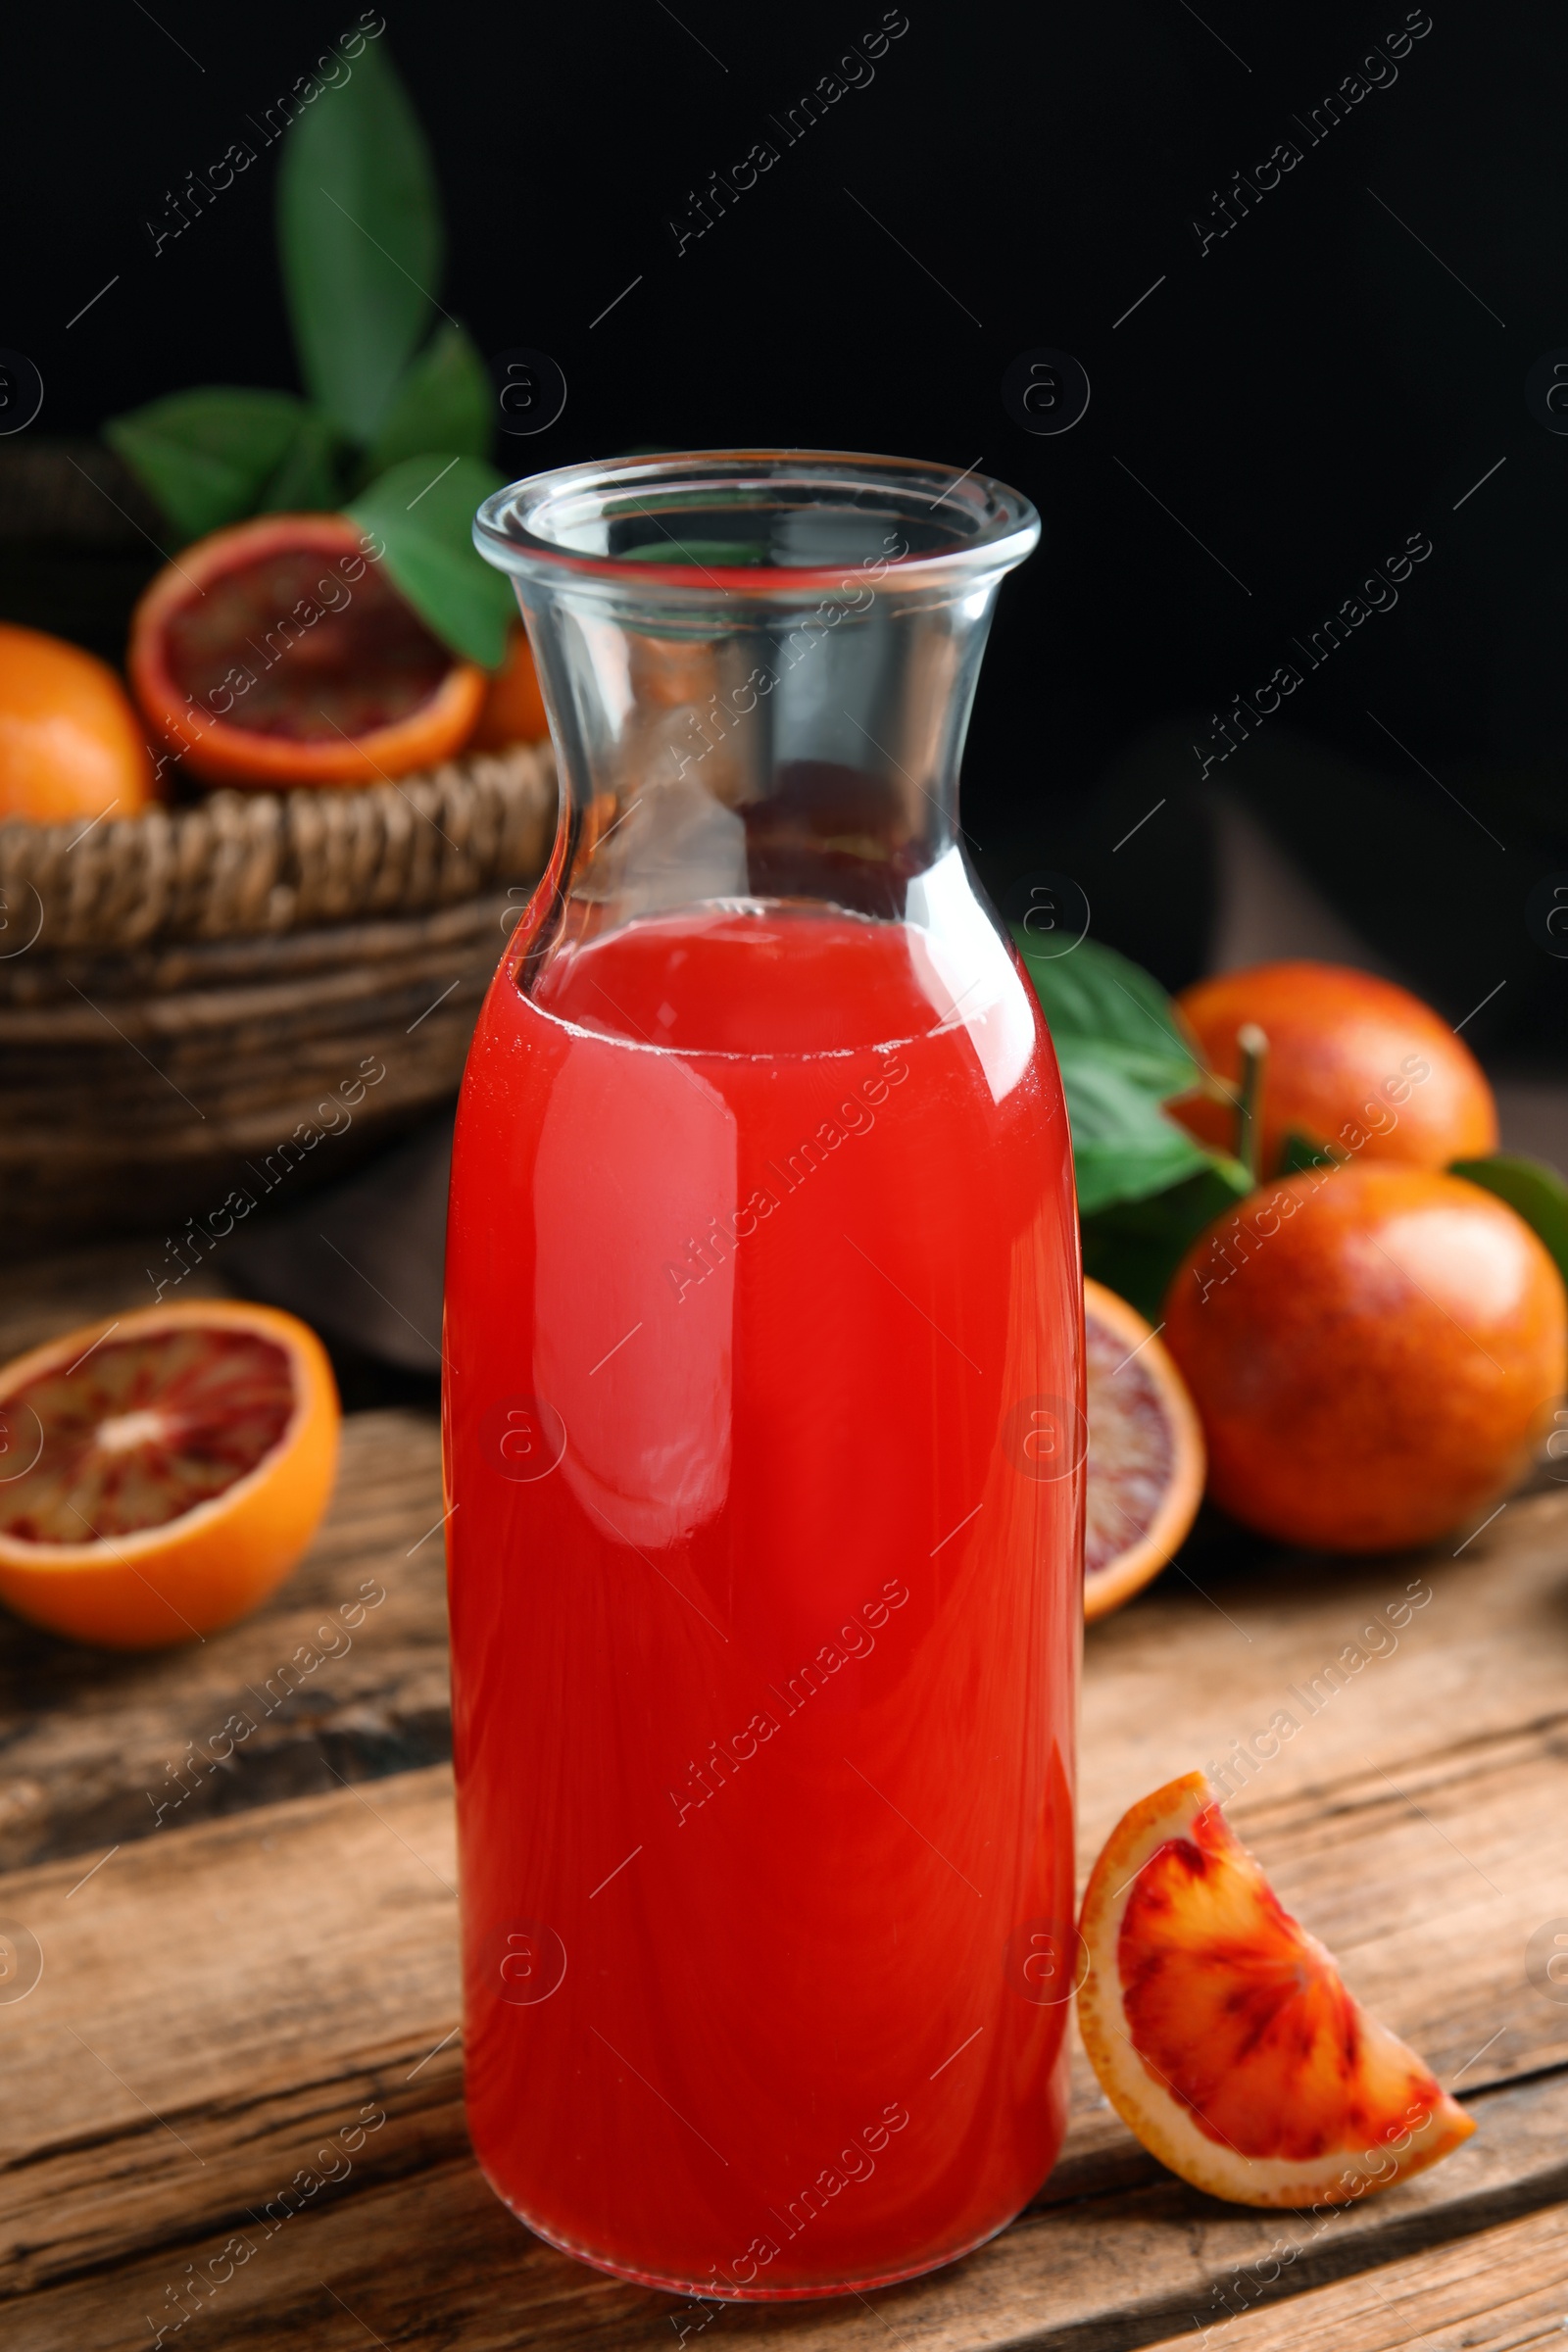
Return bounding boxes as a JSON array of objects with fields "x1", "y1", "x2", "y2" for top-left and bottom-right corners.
[{"x1": 0, "y1": 742, "x2": 557, "y2": 1242}]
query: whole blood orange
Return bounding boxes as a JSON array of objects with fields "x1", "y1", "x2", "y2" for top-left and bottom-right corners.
[
  {"x1": 1170, "y1": 960, "x2": 1497, "y2": 1174},
  {"x1": 0, "y1": 1300, "x2": 339, "y2": 1648},
  {"x1": 128, "y1": 513, "x2": 485, "y2": 789},
  {"x1": 0, "y1": 622, "x2": 156, "y2": 823},
  {"x1": 1078, "y1": 1771, "x2": 1474, "y2": 2206},
  {"x1": 1163, "y1": 1165, "x2": 1565, "y2": 1552},
  {"x1": 1083, "y1": 1279, "x2": 1204, "y2": 1621},
  {"x1": 468, "y1": 622, "x2": 548, "y2": 749}
]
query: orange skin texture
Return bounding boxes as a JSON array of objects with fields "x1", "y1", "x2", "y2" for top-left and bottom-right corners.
[
  {"x1": 0, "y1": 1301, "x2": 340, "y2": 1649},
  {"x1": 128, "y1": 512, "x2": 484, "y2": 789},
  {"x1": 1163, "y1": 1166, "x2": 1566, "y2": 1552},
  {"x1": 0, "y1": 622, "x2": 156, "y2": 822},
  {"x1": 469, "y1": 623, "x2": 549, "y2": 749},
  {"x1": 1171, "y1": 960, "x2": 1497, "y2": 1173}
]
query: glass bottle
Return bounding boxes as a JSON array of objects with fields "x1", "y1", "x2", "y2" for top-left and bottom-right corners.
[{"x1": 446, "y1": 451, "x2": 1082, "y2": 2298}]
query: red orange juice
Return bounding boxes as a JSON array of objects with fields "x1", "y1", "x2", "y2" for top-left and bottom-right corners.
[{"x1": 444, "y1": 898, "x2": 1083, "y2": 2294}]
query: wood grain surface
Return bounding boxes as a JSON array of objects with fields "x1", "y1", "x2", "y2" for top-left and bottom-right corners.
[
  {"x1": 1143, "y1": 2199, "x2": 1568, "y2": 2352},
  {"x1": 1, "y1": 1258, "x2": 1566, "y2": 2349},
  {"x1": 0, "y1": 1406, "x2": 450, "y2": 1872}
]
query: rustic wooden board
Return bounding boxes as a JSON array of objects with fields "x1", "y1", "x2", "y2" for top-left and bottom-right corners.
[
  {"x1": 1144, "y1": 2199, "x2": 1568, "y2": 2352},
  {"x1": 0, "y1": 1768, "x2": 462, "y2": 2295},
  {"x1": 5, "y1": 1656, "x2": 1568, "y2": 2335},
  {"x1": 6, "y1": 2074, "x2": 1567, "y2": 2352},
  {"x1": 8, "y1": 1696, "x2": 1568, "y2": 2295},
  {"x1": 4, "y1": 1246, "x2": 1568, "y2": 2349},
  {"x1": 0, "y1": 1406, "x2": 449, "y2": 1871}
]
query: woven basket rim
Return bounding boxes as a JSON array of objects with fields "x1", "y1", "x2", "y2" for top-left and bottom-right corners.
[{"x1": 0, "y1": 739, "x2": 557, "y2": 954}]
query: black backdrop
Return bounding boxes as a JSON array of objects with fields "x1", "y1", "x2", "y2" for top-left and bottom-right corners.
[{"x1": 6, "y1": 0, "x2": 1565, "y2": 1049}]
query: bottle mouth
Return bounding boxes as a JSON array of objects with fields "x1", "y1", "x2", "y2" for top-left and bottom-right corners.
[{"x1": 474, "y1": 448, "x2": 1040, "y2": 598}]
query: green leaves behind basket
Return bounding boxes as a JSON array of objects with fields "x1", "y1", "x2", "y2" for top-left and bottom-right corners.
[
  {"x1": 102, "y1": 40, "x2": 506, "y2": 665},
  {"x1": 276, "y1": 37, "x2": 443, "y2": 445},
  {"x1": 1012, "y1": 928, "x2": 1251, "y2": 1318},
  {"x1": 360, "y1": 323, "x2": 493, "y2": 482},
  {"x1": 349, "y1": 455, "x2": 514, "y2": 670},
  {"x1": 103, "y1": 390, "x2": 339, "y2": 543}
]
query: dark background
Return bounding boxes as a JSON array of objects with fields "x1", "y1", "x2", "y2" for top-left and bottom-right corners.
[{"x1": 4, "y1": 0, "x2": 1564, "y2": 1054}]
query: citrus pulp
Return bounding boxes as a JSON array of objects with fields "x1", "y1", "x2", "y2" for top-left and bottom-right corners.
[
  {"x1": 128, "y1": 513, "x2": 484, "y2": 788},
  {"x1": 1083, "y1": 1278, "x2": 1204, "y2": 1620},
  {"x1": 1077, "y1": 1770, "x2": 1474, "y2": 2205},
  {"x1": 0, "y1": 1299, "x2": 339, "y2": 1647}
]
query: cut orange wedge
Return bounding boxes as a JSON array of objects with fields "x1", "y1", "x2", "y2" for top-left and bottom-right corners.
[
  {"x1": 1077, "y1": 1771, "x2": 1473, "y2": 2206},
  {"x1": 0, "y1": 1300, "x2": 339, "y2": 1649},
  {"x1": 1083, "y1": 1279, "x2": 1204, "y2": 1622}
]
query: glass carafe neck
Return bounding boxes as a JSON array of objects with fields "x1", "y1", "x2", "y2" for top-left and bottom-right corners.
[{"x1": 475, "y1": 451, "x2": 1040, "y2": 965}]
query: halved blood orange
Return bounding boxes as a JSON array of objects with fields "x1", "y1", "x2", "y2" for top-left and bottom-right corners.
[
  {"x1": 1077, "y1": 1771, "x2": 1474, "y2": 2206},
  {"x1": 0, "y1": 1300, "x2": 339, "y2": 1649},
  {"x1": 1083, "y1": 1278, "x2": 1204, "y2": 1622},
  {"x1": 128, "y1": 513, "x2": 485, "y2": 789}
]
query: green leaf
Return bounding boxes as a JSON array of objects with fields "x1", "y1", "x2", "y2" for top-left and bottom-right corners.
[
  {"x1": 1082, "y1": 1158, "x2": 1253, "y2": 1321},
  {"x1": 362, "y1": 323, "x2": 493, "y2": 481},
  {"x1": 276, "y1": 40, "x2": 443, "y2": 443},
  {"x1": 1015, "y1": 930, "x2": 1211, "y2": 1211},
  {"x1": 258, "y1": 409, "x2": 344, "y2": 514},
  {"x1": 619, "y1": 538, "x2": 769, "y2": 566},
  {"x1": 1054, "y1": 1050, "x2": 1216, "y2": 1210},
  {"x1": 1014, "y1": 929, "x2": 1199, "y2": 1100},
  {"x1": 1049, "y1": 1050, "x2": 1189, "y2": 1144},
  {"x1": 104, "y1": 387, "x2": 312, "y2": 540},
  {"x1": 1281, "y1": 1129, "x2": 1340, "y2": 1175},
  {"x1": 1074, "y1": 1128, "x2": 1219, "y2": 1218},
  {"x1": 347, "y1": 454, "x2": 514, "y2": 665},
  {"x1": 1449, "y1": 1153, "x2": 1568, "y2": 1293}
]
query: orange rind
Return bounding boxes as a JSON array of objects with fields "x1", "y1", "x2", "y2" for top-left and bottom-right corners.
[
  {"x1": 1077, "y1": 1770, "x2": 1474, "y2": 2206},
  {"x1": 0, "y1": 1299, "x2": 339, "y2": 1648},
  {"x1": 1083, "y1": 1279, "x2": 1204, "y2": 1621}
]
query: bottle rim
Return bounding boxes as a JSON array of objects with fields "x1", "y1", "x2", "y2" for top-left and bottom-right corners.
[{"x1": 473, "y1": 448, "x2": 1040, "y2": 598}]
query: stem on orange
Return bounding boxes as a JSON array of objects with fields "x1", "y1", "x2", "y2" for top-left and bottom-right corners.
[{"x1": 1236, "y1": 1022, "x2": 1268, "y2": 1182}]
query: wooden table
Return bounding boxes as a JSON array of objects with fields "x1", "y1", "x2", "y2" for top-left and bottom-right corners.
[{"x1": 3, "y1": 1241, "x2": 1567, "y2": 2351}]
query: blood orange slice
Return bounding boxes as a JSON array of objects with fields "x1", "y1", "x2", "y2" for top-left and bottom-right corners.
[
  {"x1": 1077, "y1": 1771, "x2": 1474, "y2": 2206},
  {"x1": 0, "y1": 1300, "x2": 339, "y2": 1649},
  {"x1": 1083, "y1": 1279, "x2": 1204, "y2": 1622},
  {"x1": 128, "y1": 512, "x2": 485, "y2": 789}
]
